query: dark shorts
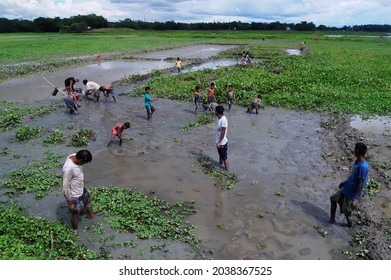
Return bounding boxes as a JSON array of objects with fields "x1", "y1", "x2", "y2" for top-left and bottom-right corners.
[
  {"x1": 70, "y1": 188, "x2": 90, "y2": 216},
  {"x1": 217, "y1": 143, "x2": 228, "y2": 161},
  {"x1": 330, "y1": 189, "x2": 353, "y2": 216}
]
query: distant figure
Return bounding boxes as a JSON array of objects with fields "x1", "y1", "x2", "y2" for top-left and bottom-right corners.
[
  {"x1": 247, "y1": 94, "x2": 262, "y2": 114},
  {"x1": 193, "y1": 85, "x2": 201, "y2": 115},
  {"x1": 226, "y1": 85, "x2": 234, "y2": 112},
  {"x1": 329, "y1": 142, "x2": 369, "y2": 228},
  {"x1": 101, "y1": 84, "x2": 117, "y2": 103},
  {"x1": 175, "y1": 57, "x2": 183, "y2": 73},
  {"x1": 83, "y1": 79, "x2": 102, "y2": 102},
  {"x1": 107, "y1": 122, "x2": 130, "y2": 146},
  {"x1": 299, "y1": 41, "x2": 307, "y2": 51},
  {"x1": 207, "y1": 82, "x2": 217, "y2": 104}
]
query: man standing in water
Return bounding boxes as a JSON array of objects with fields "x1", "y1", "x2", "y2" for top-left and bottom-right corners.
[
  {"x1": 62, "y1": 149, "x2": 95, "y2": 232},
  {"x1": 215, "y1": 105, "x2": 229, "y2": 175},
  {"x1": 329, "y1": 142, "x2": 369, "y2": 228}
]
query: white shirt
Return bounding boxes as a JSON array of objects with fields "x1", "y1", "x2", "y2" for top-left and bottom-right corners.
[
  {"x1": 215, "y1": 115, "x2": 228, "y2": 145},
  {"x1": 62, "y1": 154, "x2": 84, "y2": 200},
  {"x1": 86, "y1": 81, "x2": 100, "y2": 91}
]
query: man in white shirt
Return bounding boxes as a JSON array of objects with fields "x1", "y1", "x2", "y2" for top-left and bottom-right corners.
[
  {"x1": 62, "y1": 149, "x2": 94, "y2": 231},
  {"x1": 83, "y1": 79, "x2": 103, "y2": 102},
  {"x1": 215, "y1": 105, "x2": 229, "y2": 175}
]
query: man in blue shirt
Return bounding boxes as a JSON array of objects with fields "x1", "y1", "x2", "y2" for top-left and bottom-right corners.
[{"x1": 330, "y1": 142, "x2": 369, "y2": 228}]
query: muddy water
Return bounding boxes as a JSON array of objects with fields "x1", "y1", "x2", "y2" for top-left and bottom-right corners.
[{"x1": 0, "y1": 44, "x2": 355, "y2": 259}]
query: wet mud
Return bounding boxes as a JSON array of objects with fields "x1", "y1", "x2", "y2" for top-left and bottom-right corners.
[{"x1": 0, "y1": 44, "x2": 389, "y2": 260}]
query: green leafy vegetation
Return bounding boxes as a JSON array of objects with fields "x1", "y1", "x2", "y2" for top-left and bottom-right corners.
[
  {"x1": 366, "y1": 178, "x2": 383, "y2": 196},
  {"x1": 91, "y1": 187, "x2": 200, "y2": 250},
  {"x1": 15, "y1": 125, "x2": 42, "y2": 141},
  {"x1": 2, "y1": 151, "x2": 63, "y2": 199},
  {"x1": 0, "y1": 101, "x2": 60, "y2": 131},
  {"x1": 0, "y1": 202, "x2": 99, "y2": 260},
  {"x1": 69, "y1": 128, "x2": 96, "y2": 147},
  {"x1": 196, "y1": 156, "x2": 237, "y2": 190},
  {"x1": 43, "y1": 128, "x2": 65, "y2": 145},
  {"x1": 180, "y1": 113, "x2": 214, "y2": 131}
]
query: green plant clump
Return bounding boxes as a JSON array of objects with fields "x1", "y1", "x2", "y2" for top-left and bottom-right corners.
[
  {"x1": 69, "y1": 128, "x2": 96, "y2": 147},
  {"x1": 2, "y1": 151, "x2": 63, "y2": 199},
  {"x1": 43, "y1": 128, "x2": 65, "y2": 145},
  {"x1": 180, "y1": 113, "x2": 214, "y2": 131},
  {"x1": 91, "y1": 186, "x2": 200, "y2": 249},
  {"x1": 366, "y1": 178, "x2": 382, "y2": 196},
  {"x1": 0, "y1": 202, "x2": 99, "y2": 260},
  {"x1": 15, "y1": 125, "x2": 43, "y2": 141}
]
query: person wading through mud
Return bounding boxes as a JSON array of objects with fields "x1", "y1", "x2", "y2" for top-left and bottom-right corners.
[
  {"x1": 62, "y1": 149, "x2": 95, "y2": 233},
  {"x1": 107, "y1": 122, "x2": 130, "y2": 146},
  {"x1": 329, "y1": 142, "x2": 369, "y2": 228},
  {"x1": 144, "y1": 86, "x2": 158, "y2": 122},
  {"x1": 215, "y1": 105, "x2": 229, "y2": 175}
]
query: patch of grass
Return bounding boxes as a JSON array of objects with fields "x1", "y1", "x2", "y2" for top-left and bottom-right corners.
[
  {"x1": 196, "y1": 156, "x2": 237, "y2": 190},
  {"x1": 0, "y1": 101, "x2": 60, "y2": 131},
  {"x1": 180, "y1": 113, "x2": 214, "y2": 131},
  {"x1": 69, "y1": 128, "x2": 96, "y2": 147},
  {"x1": 1, "y1": 151, "x2": 63, "y2": 199},
  {"x1": 43, "y1": 129, "x2": 65, "y2": 145},
  {"x1": 0, "y1": 201, "x2": 99, "y2": 260},
  {"x1": 366, "y1": 178, "x2": 382, "y2": 196},
  {"x1": 15, "y1": 125, "x2": 42, "y2": 141},
  {"x1": 91, "y1": 186, "x2": 200, "y2": 251}
]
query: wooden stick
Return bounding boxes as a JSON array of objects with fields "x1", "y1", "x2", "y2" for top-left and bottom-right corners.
[{"x1": 43, "y1": 76, "x2": 67, "y2": 97}]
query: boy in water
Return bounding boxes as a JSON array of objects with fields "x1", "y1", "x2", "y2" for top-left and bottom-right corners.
[
  {"x1": 175, "y1": 57, "x2": 183, "y2": 73},
  {"x1": 207, "y1": 82, "x2": 217, "y2": 104},
  {"x1": 101, "y1": 84, "x2": 117, "y2": 103},
  {"x1": 247, "y1": 94, "x2": 262, "y2": 114},
  {"x1": 227, "y1": 85, "x2": 234, "y2": 112},
  {"x1": 107, "y1": 122, "x2": 130, "y2": 146},
  {"x1": 144, "y1": 86, "x2": 158, "y2": 121},
  {"x1": 193, "y1": 85, "x2": 201, "y2": 115}
]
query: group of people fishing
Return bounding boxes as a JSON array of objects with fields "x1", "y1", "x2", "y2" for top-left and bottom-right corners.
[{"x1": 62, "y1": 77, "x2": 116, "y2": 114}]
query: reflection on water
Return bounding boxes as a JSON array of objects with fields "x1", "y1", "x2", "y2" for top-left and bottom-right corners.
[
  {"x1": 286, "y1": 49, "x2": 302, "y2": 56},
  {"x1": 350, "y1": 115, "x2": 391, "y2": 134},
  {"x1": 325, "y1": 34, "x2": 391, "y2": 39}
]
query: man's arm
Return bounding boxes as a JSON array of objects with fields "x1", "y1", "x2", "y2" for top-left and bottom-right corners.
[
  {"x1": 63, "y1": 168, "x2": 74, "y2": 209},
  {"x1": 355, "y1": 179, "x2": 364, "y2": 200}
]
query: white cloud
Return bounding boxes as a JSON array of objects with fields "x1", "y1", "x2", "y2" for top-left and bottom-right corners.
[{"x1": 0, "y1": 0, "x2": 390, "y2": 27}]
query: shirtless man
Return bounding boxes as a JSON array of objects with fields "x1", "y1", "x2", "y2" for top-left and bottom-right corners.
[
  {"x1": 107, "y1": 122, "x2": 130, "y2": 146},
  {"x1": 207, "y1": 82, "x2": 217, "y2": 104}
]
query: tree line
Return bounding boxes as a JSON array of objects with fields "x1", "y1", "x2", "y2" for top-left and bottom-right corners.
[{"x1": 1, "y1": 13, "x2": 390, "y2": 33}]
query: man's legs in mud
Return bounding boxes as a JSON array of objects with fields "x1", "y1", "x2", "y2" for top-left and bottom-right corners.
[
  {"x1": 345, "y1": 214, "x2": 353, "y2": 228},
  {"x1": 329, "y1": 197, "x2": 337, "y2": 224},
  {"x1": 85, "y1": 196, "x2": 95, "y2": 220},
  {"x1": 71, "y1": 211, "x2": 80, "y2": 230}
]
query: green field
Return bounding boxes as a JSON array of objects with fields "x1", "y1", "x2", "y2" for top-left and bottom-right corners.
[{"x1": 1, "y1": 29, "x2": 391, "y2": 116}]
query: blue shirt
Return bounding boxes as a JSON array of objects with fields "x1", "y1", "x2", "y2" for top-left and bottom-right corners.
[
  {"x1": 342, "y1": 160, "x2": 369, "y2": 200},
  {"x1": 144, "y1": 93, "x2": 151, "y2": 107}
]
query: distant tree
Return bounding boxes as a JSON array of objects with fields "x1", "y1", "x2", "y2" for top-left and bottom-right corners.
[{"x1": 33, "y1": 17, "x2": 61, "y2": 32}]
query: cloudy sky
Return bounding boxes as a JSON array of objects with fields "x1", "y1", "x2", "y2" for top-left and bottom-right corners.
[{"x1": 1, "y1": 0, "x2": 391, "y2": 27}]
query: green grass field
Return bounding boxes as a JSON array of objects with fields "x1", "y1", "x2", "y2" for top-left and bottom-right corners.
[{"x1": 1, "y1": 29, "x2": 391, "y2": 116}]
